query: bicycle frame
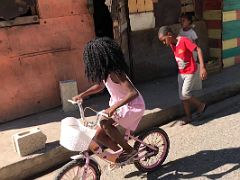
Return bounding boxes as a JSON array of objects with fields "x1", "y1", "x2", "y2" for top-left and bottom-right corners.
[
  {"x1": 68, "y1": 100, "x2": 158, "y2": 179},
  {"x1": 70, "y1": 131, "x2": 158, "y2": 180}
]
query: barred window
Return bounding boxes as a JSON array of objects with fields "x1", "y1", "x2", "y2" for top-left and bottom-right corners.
[{"x1": 0, "y1": 0, "x2": 39, "y2": 28}]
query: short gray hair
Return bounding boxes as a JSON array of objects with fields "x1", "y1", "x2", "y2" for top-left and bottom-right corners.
[{"x1": 158, "y1": 26, "x2": 172, "y2": 36}]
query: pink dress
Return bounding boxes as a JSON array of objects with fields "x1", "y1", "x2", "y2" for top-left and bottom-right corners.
[{"x1": 104, "y1": 75, "x2": 145, "y2": 131}]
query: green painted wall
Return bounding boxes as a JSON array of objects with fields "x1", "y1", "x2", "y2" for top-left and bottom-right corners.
[
  {"x1": 223, "y1": 0, "x2": 240, "y2": 60},
  {"x1": 223, "y1": 21, "x2": 240, "y2": 40},
  {"x1": 223, "y1": 0, "x2": 240, "y2": 11},
  {"x1": 223, "y1": 47, "x2": 240, "y2": 59}
]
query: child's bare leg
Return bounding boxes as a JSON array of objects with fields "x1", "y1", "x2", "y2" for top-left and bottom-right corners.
[
  {"x1": 182, "y1": 100, "x2": 192, "y2": 123},
  {"x1": 189, "y1": 96, "x2": 205, "y2": 112},
  {"x1": 89, "y1": 140, "x2": 119, "y2": 163},
  {"x1": 100, "y1": 119, "x2": 133, "y2": 154},
  {"x1": 94, "y1": 127, "x2": 120, "y2": 151}
]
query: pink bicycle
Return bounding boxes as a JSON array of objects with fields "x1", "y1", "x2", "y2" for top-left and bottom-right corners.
[{"x1": 56, "y1": 100, "x2": 170, "y2": 180}]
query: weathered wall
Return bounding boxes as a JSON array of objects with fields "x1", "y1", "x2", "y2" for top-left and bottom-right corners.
[
  {"x1": 130, "y1": 28, "x2": 177, "y2": 82},
  {"x1": 128, "y1": 0, "x2": 181, "y2": 31},
  {"x1": 131, "y1": 21, "x2": 209, "y2": 82},
  {"x1": 222, "y1": 0, "x2": 240, "y2": 67},
  {"x1": 153, "y1": 0, "x2": 181, "y2": 27},
  {"x1": 203, "y1": 0, "x2": 222, "y2": 60},
  {"x1": 0, "y1": 0, "x2": 95, "y2": 122}
]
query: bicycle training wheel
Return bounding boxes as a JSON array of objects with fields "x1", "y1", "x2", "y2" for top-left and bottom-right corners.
[
  {"x1": 55, "y1": 159, "x2": 101, "y2": 180},
  {"x1": 134, "y1": 127, "x2": 170, "y2": 172}
]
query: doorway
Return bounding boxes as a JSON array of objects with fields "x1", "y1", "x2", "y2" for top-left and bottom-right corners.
[
  {"x1": 92, "y1": 0, "x2": 133, "y2": 78},
  {"x1": 92, "y1": 0, "x2": 114, "y2": 39}
]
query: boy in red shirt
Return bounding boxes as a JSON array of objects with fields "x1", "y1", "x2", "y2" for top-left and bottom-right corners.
[{"x1": 158, "y1": 26, "x2": 207, "y2": 125}]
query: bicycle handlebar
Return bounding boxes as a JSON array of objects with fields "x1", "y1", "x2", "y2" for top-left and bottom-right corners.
[
  {"x1": 68, "y1": 99, "x2": 81, "y2": 105},
  {"x1": 67, "y1": 99, "x2": 109, "y2": 128}
]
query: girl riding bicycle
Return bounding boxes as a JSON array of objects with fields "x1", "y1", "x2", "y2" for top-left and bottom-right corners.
[{"x1": 73, "y1": 37, "x2": 145, "y2": 162}]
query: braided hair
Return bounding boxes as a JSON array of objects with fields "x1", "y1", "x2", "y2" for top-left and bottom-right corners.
[{"x1": 83, "y1": 37, "x2": 129, "y2": 83}]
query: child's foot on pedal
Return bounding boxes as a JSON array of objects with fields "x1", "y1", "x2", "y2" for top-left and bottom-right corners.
[{"x1": 116, "y1": 149, "x2": 137, "y2": 163}]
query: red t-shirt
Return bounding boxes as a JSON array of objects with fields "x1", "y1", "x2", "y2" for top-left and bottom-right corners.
[{"x1": 170, "y1": 36, "x2": 197, "y2": 74}]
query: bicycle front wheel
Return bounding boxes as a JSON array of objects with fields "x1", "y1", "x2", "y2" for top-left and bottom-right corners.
[
  {"x1": 55, "y1": 159, "x2": 101, "y2": 180},
  {"x1": 134, "y1": 127, "x2": 170, "y2": 172}
]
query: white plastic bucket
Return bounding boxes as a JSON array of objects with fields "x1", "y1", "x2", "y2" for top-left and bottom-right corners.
[{"x1": 60, "y1": 117, "x2": 97, "y2": 151}]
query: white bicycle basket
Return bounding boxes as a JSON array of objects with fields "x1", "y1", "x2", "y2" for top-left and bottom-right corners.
[{"x1": 60, "y1": 117, "x2": 97, "y2": 152}]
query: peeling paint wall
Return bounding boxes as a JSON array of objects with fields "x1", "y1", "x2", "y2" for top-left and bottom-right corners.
[
  {"x1": 0, "y1": 0, "x2": 95, "y2": 122},
  {"x1": 203, "y1": 0, "x2": 222, "y2": 60}
]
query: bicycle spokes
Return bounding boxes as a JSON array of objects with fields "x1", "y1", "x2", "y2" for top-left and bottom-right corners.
[
  {"x1": 60, "y1": 166, "x2": 96, "y2": 180},
  {"x1": 137, "y1": 131, "x2": 167, "y2": 169}
]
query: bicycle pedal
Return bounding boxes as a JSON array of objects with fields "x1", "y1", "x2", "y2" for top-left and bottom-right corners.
[{"x1": 107, "y1": 163, "x2": 121, "y2": 171}]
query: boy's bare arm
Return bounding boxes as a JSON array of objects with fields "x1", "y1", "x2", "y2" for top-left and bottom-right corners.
[{"x1": 196, "y1": 46, "x2": 207, "y2": 80}]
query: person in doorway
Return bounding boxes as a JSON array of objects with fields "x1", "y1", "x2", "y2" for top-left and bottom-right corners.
[
  {"x1": 73, "y1": 37, "x2": 145, "y2": 161},
  {"x1": 179, "y1": 13, "x2": 202, "y2": 90},
  {"x1": 179, "y1": 13, "x2": 198, "y2": 45},
  {"x1": 93, "y1": 0, "x2": 114, "y2": 38},
  {"x1": 158, "y1": 26, "x2": 207, "y2": 125}
]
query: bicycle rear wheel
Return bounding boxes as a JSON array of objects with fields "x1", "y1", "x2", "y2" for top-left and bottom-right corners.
[
  {"x1": 55, "y1": 159, "x2": 101, "y2": 180},
  {"x1": 134, "y1": 127, "x2": 170, "y2": 172}
]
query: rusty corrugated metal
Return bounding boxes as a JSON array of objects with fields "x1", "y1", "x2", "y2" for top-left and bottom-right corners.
[
  {"x1": 0, "y1": 0, "x2": 95, "y2": 122},
  {"x1": 38, "y1": 0, "x2": 89, "y2": 19}
]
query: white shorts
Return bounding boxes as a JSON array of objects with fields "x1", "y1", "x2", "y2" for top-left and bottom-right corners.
[{"x1": 178, "y1": 74, "x2": 194, "y2": 100}]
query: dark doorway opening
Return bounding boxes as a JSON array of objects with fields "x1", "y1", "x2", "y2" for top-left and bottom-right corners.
[{"x1": 93, "y1": 0, "x2": 114, "y2": 39}]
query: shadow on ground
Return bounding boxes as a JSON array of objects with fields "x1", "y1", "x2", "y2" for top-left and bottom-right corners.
[
  {"x1": 168, "y1": 94, "x2": 240, "y2": 128},
  {"x1": 191, "y1": 95, "x2": 240, "y2": 127},
  {"x1": 0, "y1": 95, "x2": 109, "y2": 132},
  {"x1": 0, "y1": 108, "x2": 66, "y2": 132},
  {"x1": 125, "y1": 147, "x2": 240, "y2": 180}
]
